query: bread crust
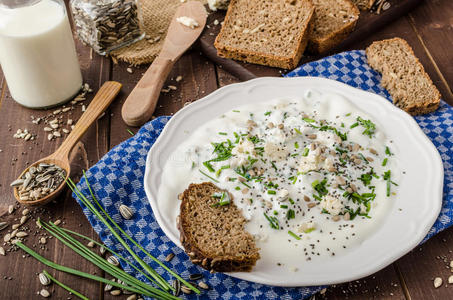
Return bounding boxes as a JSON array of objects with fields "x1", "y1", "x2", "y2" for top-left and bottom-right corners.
[
  {"x1": 178, "y1": 182, "x2": 260, "y2": 272},
  {"x1": 365, "y1": 37, "x2": 441, "y2": 116},
  {"x1": 214, "y1": 0, "x2": 315, "y2": 69}
]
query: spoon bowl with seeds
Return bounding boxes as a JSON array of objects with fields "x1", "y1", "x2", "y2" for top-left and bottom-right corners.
[{"x1": 12, "y1": 81, "x2": 122, "y2": 206}]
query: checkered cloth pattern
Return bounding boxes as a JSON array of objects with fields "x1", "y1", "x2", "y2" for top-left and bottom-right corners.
[{"x1": 75, "y1": 50, "x2": 452, "y2": 299}]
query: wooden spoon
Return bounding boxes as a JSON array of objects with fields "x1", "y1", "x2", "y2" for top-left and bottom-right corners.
[
  {"x1": 121, "y1": 1, "x2": 207, "y2": 127},
  {"x1": 13, "y1": 81, "x2": 122, "y2": 206}
]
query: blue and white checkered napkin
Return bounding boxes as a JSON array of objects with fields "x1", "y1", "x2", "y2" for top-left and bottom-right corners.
[{"x1": 76, "y1": 50, "x2": 453, "y2": 299}]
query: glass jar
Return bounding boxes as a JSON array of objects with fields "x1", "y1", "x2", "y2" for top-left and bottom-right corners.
[
  {"x1": 70, "y1": 0, "x2": 145, "y2": 55},
  {"x1": 0, "y1": 0, "x2": 83, "y2": 109}
]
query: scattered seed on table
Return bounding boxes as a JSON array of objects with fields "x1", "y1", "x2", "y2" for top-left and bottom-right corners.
[
  {"x1": 8, "y1": 205, "x2": 15, "y2": 214},
  {"x1": 104, "y1": 283, "x2": 113, "y2": 292},
  {"x1": 16, "y1": 231, "x2": 28, "y2": 238},
  {"x1": 22, "y1": 208, "x2": 29, "y2": 216},
  {"x1": 110, "y1": 289, "x2": 121, "y2": 296},
  {"x1": 40, "y1": 237, "x2": 47, "y2": 244},
  {"x1": 181, "y1": 286, "x2": 192, "y2": 294},
  {"x1": 165, "y1": 253, "x2": 174, "y2": 262},
  {"x1": 0, "y1": 247, "x2": 5, "y2": 256},
  {"x1": 40, "y1": 289, "x2": 50, "y2": 298},
  {"x1": 100, "y1": 246, "x2": 106, "y2": 255},
  {"x1": 12, "y1": 224, "x2": 20, "y2": 230},
  {"x1": 449, "y1": 275, "x2": 453, "y2": 284},
  {"x1": 53, "y1": 219, "x2": 61, "y2": 226},
  {"x1": 0, "y1": 222, "x2": 8, "y2": 231},
  {"x1": 119, "y1": 205, "x2": 133, "y2": 220},
  {"x1": 198, "y1": 281, "x2": 209, "y2": 290},
  {"x1": 172, "y1": 280, "x2": 180, "y2": 297},
  {"x1": 87, "y1": 241, "x2": 95, "y2": 248},
  {"x1": 39, "y1": 273, "x2": 51, "y2": 286},
  {"x1": 434, "y1": 277, "x2": 442, "y2": 288},
  {"x1": 189, "y1": 273, "x2": 202, "y2": 280},
  {"x1": 126, "y1": 295, "x2": 137, "y2": 300},
  {"x1": 3, "y1": 233, "x2": 11, "y2": 242},
  {"x1": 20, "y1": 215, "x2": 28, "y2": 225},
  {"x1": 107, "y1": 255, "x2": 119, "y2": 266}
]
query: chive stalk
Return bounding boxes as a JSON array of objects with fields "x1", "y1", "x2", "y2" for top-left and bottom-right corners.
[{"x1": 43, "y1": 271, "x2": 89, "y2": 300}]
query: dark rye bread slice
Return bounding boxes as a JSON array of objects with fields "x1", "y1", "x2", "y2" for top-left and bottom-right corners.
[
  {"x1": 214, "y1": 0, "x2": 315, "y2": 69},
  {"x1": 351, "y1": 0, "x2": 375, "y2": 10},
  {"x1": 366, "y1": 38, "x2": 441, "y2": 115},
  {"x1": 178, "y1": 182, "x2": 260, "y2": 272},
  {"x1": 307, "y1": 0, "x2": 360, "y2": 54}
]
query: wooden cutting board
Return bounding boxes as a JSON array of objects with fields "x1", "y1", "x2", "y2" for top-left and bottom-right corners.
[{"x1": 199, "y1": 0, "x2": 423, "y2": 80}]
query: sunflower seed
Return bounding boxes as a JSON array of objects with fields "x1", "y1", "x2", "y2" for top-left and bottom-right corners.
[
  {"x1": 10, "y1": 179, "x2": 24, "y2": 187},
  {"x1": 165, "y1": 253, "x2": 175, "y2": 262},
  {"x1": 434, "y1": 277, "x2": 442, "y2": 288},
  {"x1": 126, "y1": 295, "x2": 137, "y2": 300},
  {"x1": 22, "y1": 208, "x2": 29, "y2": 216},
  {"x1": 40, "y1": 237, "x2": 47, "y2": 244},
  {"x1": 100, "y1": 246, "x2": 106, "y2": 255},
  {"x1": 16, "y1": 231, "x2": 28, "y2": 238},
  {"x1": 119, "y1": 205, "x2": 133, "y2": 220},
  {"x1": 0, "y1": 247, "x2": 5, "y2": 256},
  {"x1": 0, "y1": 222, "x2": 8, "y2": 231},
  {"x1": 172, "y1": 280, "x2": 180, "y2": 296},
  {"x1": 8, "y1": 205, "x2": 15, "y2": 214},
  {"x1": 87, "y1": 241, "x2": 95, "y2": 248},
  {"x1": 53, "y1": 219, "x2": 61, "y2": 226},
  {"x1": 10, "y1": 229, "x2": 18, "y2": 238},
  {"x1": 20, "y1": 215, "x2": 29, "y2": 225},
  {"x1": 110, "y1": 289, "x2": 121, "y2": 296},
  {"x1": 40, "y1": 289, "x2": 50, "y2": 297},
  {"x1": 122, "y1": 289, "x2": 133, "y2": 295},
  {"x1": 4, "y1": 233, "x2": 11, "y2": 242},
  {"x1": 39, "y1": 273, "x2": 51, "y2": 286},
  {"x1": 198, "y1": 281, "x2": 209, "y2": 290},
  {"x1": 107, "y1": 255, "x2": 120, "y2": 266},
  {"x1": 189, "y1": 273, "x2": 202, "y2": 280},
  {"x1": 104, "y1": 283, "x2": 113, "y2": 292},
  {"x1": 181, "y1": 286, "x2": 192, "y2": 294}
]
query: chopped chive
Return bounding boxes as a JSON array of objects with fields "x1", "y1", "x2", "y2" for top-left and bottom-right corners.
[
  {"x1": 203, "y1": 161, "x2": 215, "y2": 172},
  {"x1": 199, "y1": 170, "x2": 220, "y2": 183},
  {"x1": 229, "y1": 177, "x2": 237, "y2": 182},
  {"x1": 240, "y1": 181, "x2": 252, "y2": 188},
  {"x1": 191, "y1": 162, "x2": 196, "y2": 169},
  {"x1": 286, "y1": 209, "x2": 295, "y2": 220},
  {"x1": 303, "y1": 117, "x2": 316, "y2": 123},
  {"x1": 271, "y1": 161, "x2": 278, "y2": 172},
  {"x1": 385, "y1": 146, "x2": 392, "y2": 156},
  {"x1": 263, "y1": 213, "x2": 280, "y2": 229},
  {"x1": 346, "y1": 113, "x2": 351, "y2": 116},
  {"x1": 267, "y1": 190, "x2": 276, "y2": 195},
  {"x1": 280, "y1": 205, "x2": 288, "y2": 209},
  {"x1": 294, "y1": 128, "x2": 302, "y2": 135},
  {"x1": 211, "y1": 191, "x2": 231, "y2": 207},
  {"x1": 127, "y1": 129, "x2": 134, "y2": 136},
  {"x1": 273, "y1": 210, "x2": 278, "y2": 215},
  {"x1": 288, "y1": 230, "x2": 301, "y2": 240},
  {"x1": 302, "y1": 148, "x2": 309, "y2": 157},
  {"x1": 294, "y1": 141, "x2": 299, "y2": 149},
  {"x1": 358, "y1": 153, "x2": 369, "y2": 164},
  {"x1": 350, "y1": 122, "x2": 359, "y2": 129},
  {"x1": 264, "y1": 111, "x2": 272, "y2": 116},
  {"x1": 382, "y1": 158, "x2": 388, "y2": 166},
  {"x1": 232, "y1": 110, "x2": 240, "y2": 112},
  {"x1": 218, "y1": 132, "x2": 227, "y2": 136},
  {"x1": 288, "y1": 198, "x2": 295, "y2": 204},
  {"x1": 235, "y1": 186, "x2": 241, "y2": 190}
]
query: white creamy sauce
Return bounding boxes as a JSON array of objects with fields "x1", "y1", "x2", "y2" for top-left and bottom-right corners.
[{"x1": 158, "y1": 90, "x2": 400, "y2": 269}]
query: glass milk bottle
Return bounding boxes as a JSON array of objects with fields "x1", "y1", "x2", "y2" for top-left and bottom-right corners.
[{"x1": 0, "y1": 0, "x2": 83, "y2": 108}]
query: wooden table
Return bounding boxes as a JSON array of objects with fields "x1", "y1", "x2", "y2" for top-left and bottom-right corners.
[{"x1": 0, "y1": 0, "x2": 452, "y2": 298}]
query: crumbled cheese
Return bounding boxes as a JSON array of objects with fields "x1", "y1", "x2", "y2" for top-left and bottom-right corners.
[
  {"x1": 264, "y1": 142, "x2": 288, "y2": 161},
  {"x1": 176, "y1": 16, "x2": 199, "y2": 29},
  {"x1": 207, "y1": 0, "x2": 230, "y2": 11},
  {"x1": 231, "y1": 138, "x2": 256, "y2": 167},
  {"x1": 298, "y1": 148, "x2": 321, "y2": 173},
  {"x1": 298, "y1": 221, "x2": 316, "y2": 233},
  {"x1": 321, "y1": 195, "x2": 343, "y2": 216},
  {"x1": 277, "y1": 189, "x2": 289, "y2": 202}
]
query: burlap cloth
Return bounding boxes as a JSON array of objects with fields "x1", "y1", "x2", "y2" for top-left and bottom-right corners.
[{"x1": 111, "y1": 0, "x2": 206, "y2": 65}]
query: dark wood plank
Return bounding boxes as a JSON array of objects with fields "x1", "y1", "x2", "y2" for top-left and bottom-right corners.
[
  {"x1": 406, "y1": 0, "x2": 453, "y2": 103},
  {"x1": 109, "y1": 48, "x2": 218, "y2": 147},
  {"x1": 0, "y1": 39, "x2": 110, "y2": 299},
  {"x1": 324, "y1": 265, "x2": 406, "y2": 299}
]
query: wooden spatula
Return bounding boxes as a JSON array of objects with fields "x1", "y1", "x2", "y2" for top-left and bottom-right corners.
[{"x1": 121, "y1": 1, "x2": 207, "y2": 127}]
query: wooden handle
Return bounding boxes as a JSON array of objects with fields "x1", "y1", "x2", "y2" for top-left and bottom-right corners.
[
  {"x1": 121, "y1": 56, "x2": 175, "y2": 127},
  {"x1": 53, "y1": 81, "x2": 122, "y2": 160}
]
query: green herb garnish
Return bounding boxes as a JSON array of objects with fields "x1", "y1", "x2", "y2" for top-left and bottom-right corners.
[
  {"x1": 355, "y1": 116, "x2": 376, "y2": 138},
  {"x1": 288, "y1": 230, "x2": 301, "y2": 240},
  {"x1": 280, "y1": 205, "x2": 288, "y2": 209},
  {"x1": 382, "y1": 158, "x2": 388, "y2": 166},
  {"x1": 312, "y1": 179, "x2": 328, "y2": 198},
  {"x1": 218, "y1": 132, "x2": 227, "y2": 135},
  {"x1": 267, "y1": 190, "x2": 276, "y2": 195},
  {"x1": 383, "y1": 170, "x2": 398, "y2": 197},
  {"x1": 199, "y1": 170, "x2": 220, "y2": 183},
  {"x1": 302, "y1": 148, "x2": 309, "y2": 157},
  {"x1": 286, "y1": 209, "x2": 295, "y2": 220},
  {"x1": 385, "y1": 146, "x2": 392, "y2": 156},
  {"x1": 264, "y1": 111, "x2": 272, "y2": 116},
  {"x1": 264, "y1": 212, "x2": 280, "y2": 229},
  {"x1": 211, "y1": 191, "x2": 231, "y2": 207}
]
